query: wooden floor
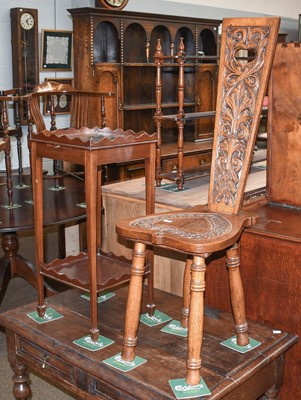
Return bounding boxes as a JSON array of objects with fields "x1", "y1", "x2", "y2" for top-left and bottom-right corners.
[{"x1": 0, "y1": 286, "x2": 297, "y2": 399}]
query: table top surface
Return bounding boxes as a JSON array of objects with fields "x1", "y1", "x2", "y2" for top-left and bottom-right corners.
[
  {"x1": 30, "y1": 127, "x2": 158, "y2": 149},
  {"x1": 0, "y1": 287, "x2": 297, "y2": 399},
  {"x1": 102, "y1": 167, "x2": 266, "y2": 210},
  {"x1": 0, "y1": 175, "x2": 86, "y2": 233},
  {"x1": 244, "y1": 201, "x2": 301, "y2": 241}
]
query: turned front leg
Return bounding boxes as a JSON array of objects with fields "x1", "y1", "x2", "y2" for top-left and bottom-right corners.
[
  {"x1": 11, "y1": 362, "x2": 31, "y2": 400},
  {"x1": 122, "y1": 242, "x2": 147, "y2": 361},
  {"x1": 186, "y1": 256, "x2": 206, "y2": 385},
  {"x1": 226, "y1": 243, "x2": 249, "y2": 346}
]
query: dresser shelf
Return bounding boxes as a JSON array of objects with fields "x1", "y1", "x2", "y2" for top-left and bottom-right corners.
[{"x1": 69, "y1": 7, "x2": 220, "y2": 183}]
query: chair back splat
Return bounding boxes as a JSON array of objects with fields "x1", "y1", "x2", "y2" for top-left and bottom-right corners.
[{"x1": 208, "y1": 18, "x2": 280, "y2": 214}]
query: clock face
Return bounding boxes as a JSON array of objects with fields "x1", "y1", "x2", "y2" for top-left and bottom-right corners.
[
  {"x1": 96, "y1": 0, "x2": 129, "y2": 9},
  {"x1": 20, "y1": 12, "x2": 35, "y2": 30},
  {"x1": 106, "y1": 0, "x2": 126, "y2": 5}
]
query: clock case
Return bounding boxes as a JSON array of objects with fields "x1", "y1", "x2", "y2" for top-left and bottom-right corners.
[{"x1": 11, "y1": 8, "x2": 39, "y2": 123}]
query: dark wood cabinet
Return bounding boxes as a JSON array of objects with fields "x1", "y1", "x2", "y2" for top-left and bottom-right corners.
[
  {"x1": 68, "y1": 8, "x2": 220, "y2": 180},
  {"x1": 267, "y1": 42, "x2": 301, "y2": 207},
  {"x1": 194, "y1": 63, "x2": 217, "y2": 140},
  {"x1": 204, "y1": 42, "x2": 301, "y2": 399},
  {"x1": 204, "y1": 201, "x2": 301, "y2": 400}
]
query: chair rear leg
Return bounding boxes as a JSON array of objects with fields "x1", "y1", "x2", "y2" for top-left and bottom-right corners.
[
  {"x1": 226, "y1": 243, "x2": 249, "y2": 346},
  {"x1": 122, "y1": 241, "x2": 147, "y2": 362},
  {"x1": 16, "y1": 136, "x2": 23, "y2": 187},
  {"x1": 186, "y1": 255, "x2": 206, "y2": 385},
  {"x1": 180, "y1": 257, "x2": 192, "y2": 329},
  {"x1": 146, "y1": 248, "x2": 156, "y2": 317},
  {"x1": 4, "y1": 147, "x2": 13, "y2": 207}
]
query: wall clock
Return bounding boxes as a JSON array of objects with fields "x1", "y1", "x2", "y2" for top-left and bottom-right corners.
[
  {"x1": 10, "y1": 8, "x2": 39, "y2": 122},
  {"x1": 95, "y1": 0, "x2": 129, "y2": 10}
]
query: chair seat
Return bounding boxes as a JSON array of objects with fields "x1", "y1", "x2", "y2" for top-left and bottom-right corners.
[{"x1": 117, "y1": 206, "x2": 257, "y2": 254}]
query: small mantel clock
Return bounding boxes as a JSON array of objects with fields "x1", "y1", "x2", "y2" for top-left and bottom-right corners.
[
  {"x1": 95, "y1": 0, "x2": 129, "y2": 10},
  {"x1": 10, "y1": 8, "x2": 39, "y2": 94}
]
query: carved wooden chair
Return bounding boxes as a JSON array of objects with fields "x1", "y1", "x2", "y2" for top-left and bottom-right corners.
[
  {"x1": 27, "y1": 81, "x2": 114, "y2": 178},
  {"x1": 0, "y1": 96, "x2": 14, "y2": 206},
  {"x1": 116, "y1": 17, "x2": 280, "y2": 385},
  {"x1": 29, "y1": 81, "x2": 112, "y2": 131}
]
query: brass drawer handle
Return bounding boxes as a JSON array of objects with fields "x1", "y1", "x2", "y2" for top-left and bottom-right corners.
[{"x1": 41, "y1": 354, "x2": 49, "y2": 369}]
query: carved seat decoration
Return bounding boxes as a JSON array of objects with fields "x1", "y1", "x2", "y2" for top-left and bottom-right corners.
[
  {"x1": 131, "y1": 212, "x2": 232, "y2": 240},
  {"x1": 116, "y1": 17, "x2": 280, "y2": 388}
]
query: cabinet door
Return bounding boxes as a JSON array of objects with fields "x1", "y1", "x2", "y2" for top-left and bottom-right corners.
[
  {"x1": 94, "y1": 65, "x2": 122, "y2": 129},
  {"x1": 195, "y1": 64, "x2": 217, "y2": 140}
]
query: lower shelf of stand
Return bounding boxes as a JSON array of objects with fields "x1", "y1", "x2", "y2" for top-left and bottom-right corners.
[{"x1": 41, "y1": 251, "x2": 134, "y2": 292}]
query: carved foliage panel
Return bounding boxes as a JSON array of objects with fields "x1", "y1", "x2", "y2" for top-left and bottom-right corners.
[{"x1": 211, "y1": 24, "x2": 271, "y2": 211}]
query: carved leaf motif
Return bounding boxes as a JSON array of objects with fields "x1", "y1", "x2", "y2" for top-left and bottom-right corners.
[{"x1": 213, "y1": 25, "x2": 270, "y2": 207}]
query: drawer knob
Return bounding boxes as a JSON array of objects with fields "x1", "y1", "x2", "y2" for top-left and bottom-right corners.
[{"x1": 41, "y1": 354, "x2": 49, "y2": 369}]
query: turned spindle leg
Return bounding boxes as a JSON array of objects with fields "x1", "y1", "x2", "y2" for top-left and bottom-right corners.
[
  {"x1": 186, "y1": 256, "x2": 206, "y2": 385},
  {"x1": 146, "y1": 249, "x2": 156, "y2": 317},
  {"x1": 122, "y1": 242, "x2": 147, "y2": 361},
  {"x1": 11, "y1": 362, "x2": 31, "y2": 400},
  {"x1": 226, "y1": 243, "x2": 249, "y2": 346},
  {"x1": 180, "y1": 258, "x2": 192, "y2": 329}
]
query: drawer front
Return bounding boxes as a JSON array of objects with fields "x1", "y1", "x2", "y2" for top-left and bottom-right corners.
[
  {"x1": 162, "y1": 151, "x2": 212, "y2": 172},
  {"x1": 18, "y1": 338, "x2": 75, "y2": 383},
  {"x1": 118, "y1": 161, "x2": 145, "y2": 181},
  {"x1": 17, "y1": 337, "x2": 132, "y2": 399}
]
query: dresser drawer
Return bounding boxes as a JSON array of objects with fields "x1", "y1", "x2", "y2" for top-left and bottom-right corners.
[
  {"x1": 18, "y1": 337, "x2": 75, "y2": 383},
  {"x1": 162, "y1": 151, "x2": 212, "y2": 172}
]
